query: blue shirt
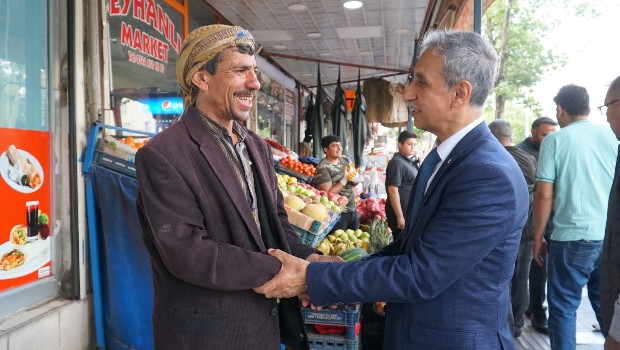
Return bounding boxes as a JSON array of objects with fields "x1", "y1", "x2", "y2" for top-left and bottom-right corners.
[{"x1": 536, "y1": 120, "x2": 618, "y2": 241}]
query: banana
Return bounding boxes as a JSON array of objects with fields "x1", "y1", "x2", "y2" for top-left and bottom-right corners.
[
  {"x1": 347, "y1": 166, "x2": 360, "y2": 181},
  {"x1": 317, "y1": 241, "x2": 331, "y2": 255},
  {"x1": 332, "y1": 242, "x2": 348, "y2": 255}
]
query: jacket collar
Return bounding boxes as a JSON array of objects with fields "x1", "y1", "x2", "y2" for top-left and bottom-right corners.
[
  {"x1": 181, "y1": 105, "x2": 266, "y2": 250},
  {"x1": 399, "y1": 122, "x2": 490, "y2": 252}
]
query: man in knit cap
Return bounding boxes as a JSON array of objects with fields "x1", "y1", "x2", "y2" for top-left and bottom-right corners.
[{"x1": 135, "y1": 24, "x2": 336, "y2": 350}]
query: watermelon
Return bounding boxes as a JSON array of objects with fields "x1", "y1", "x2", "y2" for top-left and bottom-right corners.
[{"x1": 338, "y1": 247, "x2": 369, "y2": 262}]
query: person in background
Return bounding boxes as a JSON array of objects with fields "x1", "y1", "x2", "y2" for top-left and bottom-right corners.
[
  {"x1": 313, "y1": 135, "x2": 360, "y2": 231},
  {"x1": 299, "y1": 129, "x2": 313, "y2": 158},
  {"x1": 489, "y1": 119, "x2": 537, "y2": 338},
  {"x1": 134, "y1": 24, "x2": 337, "y2": 350},
  {"x1": 255, "y1": 30, "x2": 529, "y2": 349},
  {"x1": 600, "y1": 75, "x2": 620, "y2": 350},
  {"x1": 517, "y1": 116, "x2": 558, "y2": 334},
  {"x1": 385, "y1": 130, "x2": 419, "y2": 240},
  {"x1": 533, "y1": 84, "x2": 618, "y2": 350}
]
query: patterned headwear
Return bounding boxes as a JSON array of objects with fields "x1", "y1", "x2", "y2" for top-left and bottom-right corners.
[{"x1": 176, "y1": 24, "x2": 255, "y2": 106}]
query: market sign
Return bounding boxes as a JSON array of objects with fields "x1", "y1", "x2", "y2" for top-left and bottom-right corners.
[{"x1": 109, "y1": 0, "x2": 183, "y2": 74}]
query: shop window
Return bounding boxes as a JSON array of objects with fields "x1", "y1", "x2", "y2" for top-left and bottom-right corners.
[
  {"x1": 108, "y1": 0, "x2": 189, "y2": 133},
  {"x1": 257, "y1": 70, "x2": 290, "y2": 147},
  {"x1": 0, "y1": 0, "x2": 56, "y2": 318}
]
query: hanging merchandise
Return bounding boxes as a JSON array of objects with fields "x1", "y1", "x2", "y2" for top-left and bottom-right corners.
[
  {"x1": 352, "y1": 69, "x2": 367, "y2": 167},
  {"x1": 362, "y1": 78, "x2": 392, "y2": 123},
  {"x1": 381, "y1": 83, "x2": 409, "y2": 128},
  {"x1": 311, "y1": 63, "x2": 325, "y2": 158},
  {"x1": 331, "y1": 67, "x2": 348, "y2": 158}
]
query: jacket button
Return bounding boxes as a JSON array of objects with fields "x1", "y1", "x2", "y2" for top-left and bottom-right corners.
[{"x1": 270, "y1": 307, "x2": 278, "y2": 316}]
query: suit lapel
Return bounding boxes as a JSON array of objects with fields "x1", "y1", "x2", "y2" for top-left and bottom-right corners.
[
  {"x1": 399, "y1": 123, "x2": 488, "y2": 252},
  {"x1": 182, "y1": 107, "x2": 265, "y2": 250}
]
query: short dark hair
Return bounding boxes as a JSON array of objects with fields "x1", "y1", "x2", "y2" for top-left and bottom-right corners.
[
  {"x1": 553, "y1": 84, "x2": 590, "y2": 116},
  {"x1": 488, "y1": 119, "x2": 512, "y2": 142},
  {"x1": 398, "y1": 130, "x2": 418, "y2": 144},
  {"x1": 321, "y1": 135, "x2": 341, "y2": 149},
  {"x1": 531, "y1": 117, "x2": 558, "y2": 129}
]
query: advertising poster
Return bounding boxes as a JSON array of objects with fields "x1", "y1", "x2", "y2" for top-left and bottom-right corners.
[{"x1": 0, "y1": 128, "x2": 52, "y2": 292}]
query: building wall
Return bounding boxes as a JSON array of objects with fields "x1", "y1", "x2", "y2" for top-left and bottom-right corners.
[{"x1": 0, "y1": 298, "x2": 92, "y2": 350}]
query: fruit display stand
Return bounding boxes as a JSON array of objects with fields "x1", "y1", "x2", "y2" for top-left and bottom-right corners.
[{"x1": 276, "y1": 161, "x2": 313, "y2": 183}]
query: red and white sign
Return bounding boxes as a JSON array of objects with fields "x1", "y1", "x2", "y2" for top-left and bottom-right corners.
[
  {"x1": 0, "y1": 128, "x2": 52, "y2": 292},
  {"x1": 109, "y1": 0, "x2": 184, "y2": 74}
]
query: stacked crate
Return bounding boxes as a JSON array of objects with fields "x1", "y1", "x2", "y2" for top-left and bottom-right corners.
[{"x1": 302, "y1": 304, "x2": 360, "y2": 350}]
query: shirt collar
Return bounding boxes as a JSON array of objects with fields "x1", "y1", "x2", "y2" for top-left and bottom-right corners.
[
  {"x1": 436, "y1": 117, "x2": 484, "y2": 161},
  {"x1": 199, "y1": 111, "x2": 247, "y2": 142}
]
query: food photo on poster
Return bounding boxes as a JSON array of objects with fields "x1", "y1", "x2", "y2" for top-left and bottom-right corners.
[
  {"x1": 0, "y1": 128, "x2": 52, "y2": 292},
  {"x1": 0, "y1": 206, "x2": 51, "y2": 277},
  {"x1": 0, "y1": 144, "x2": 44, "y2": 193}
]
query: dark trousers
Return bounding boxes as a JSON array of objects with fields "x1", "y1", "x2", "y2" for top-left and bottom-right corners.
[
  {"x1": 509, "y1": 241, "x2": 534, "y2": 334},
  {"x1": 529, "y1": 230, "x2": 552, "y2": 318},
  {"x1": 331, "y1": 210, "x2": 360, "y2": 232}
]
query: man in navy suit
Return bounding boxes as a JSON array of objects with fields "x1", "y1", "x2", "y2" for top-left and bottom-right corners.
[{"x1": 255, "y1": 30, "x2": 528, "y2": 350}]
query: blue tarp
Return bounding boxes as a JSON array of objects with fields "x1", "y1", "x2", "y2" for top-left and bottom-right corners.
[{"x1": 90, "y1": 165, "x2": 153, "y2": 350}]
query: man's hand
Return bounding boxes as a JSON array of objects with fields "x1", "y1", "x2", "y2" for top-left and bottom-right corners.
[
  {"x1": 396, "y1": 215, "x2": 405, "y2": 230},
  {"x1": 306, "y1": 253, "x2": 345, "y2": 263},
  {"x1": 533, "y1": 237, "x2": 548, "y2": 267},
  {"x1": 340, "y1": 166, "x2": 352, "y2": 185},
  {"x1": 253, "y1": 249, "x2": 310, "y2": 298}
]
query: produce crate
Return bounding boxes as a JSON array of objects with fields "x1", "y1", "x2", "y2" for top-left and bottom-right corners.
[
  {"x1": 93, "y1": 150, "x2": 137, "y2": 178},
  {"x1": 306, "y1": 328, "x2": 359, "y2": 350},
  {"x1": 292, "y1": 210, "x2": 340, "y2": 247},
  {"x1": 302, "y1": 304, "x2": 361, "y2": 328},
  {"x1": 276, "y1": 162, "x2": 313, "y2": 183}
]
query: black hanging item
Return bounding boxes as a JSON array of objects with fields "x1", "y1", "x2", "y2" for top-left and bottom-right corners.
[
  {"x1": 311, "y1": 63, "x2": 325, "y2": 158},
  {"x1": 331, "y1": 66, "x2": 348, "y2": 157},
  {"x1": 352, "y1": 69, "x2": 367, "y2": 166}
]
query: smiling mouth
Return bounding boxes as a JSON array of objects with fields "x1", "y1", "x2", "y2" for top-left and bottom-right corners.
[{"x1": 235, "y1": 92, "x2": 254, "y2": 108}]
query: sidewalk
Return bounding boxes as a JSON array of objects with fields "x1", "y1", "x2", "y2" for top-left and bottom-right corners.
[{"x1": 515, "y1": 286, "x2": 605, "y2": 349}]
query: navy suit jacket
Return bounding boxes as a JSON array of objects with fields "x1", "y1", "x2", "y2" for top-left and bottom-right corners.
[{"x1": 307, "y1": 123, "x2": 528, "y2": 349}]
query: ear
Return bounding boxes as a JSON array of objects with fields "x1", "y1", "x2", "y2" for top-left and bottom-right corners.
[
  {"x1": 451, "y1": 80, "x2": 473, "y2": 107},
  {"x1": 191, "y1": 71, "x2": 210, "y2": 92}
]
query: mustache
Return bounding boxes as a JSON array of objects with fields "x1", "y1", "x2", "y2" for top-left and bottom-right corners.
[{"x1": 234, "y1": 90, "x2": 255, "y2": 98}]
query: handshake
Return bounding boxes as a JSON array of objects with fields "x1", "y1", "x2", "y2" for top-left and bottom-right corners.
[{"x1": 253, "y1": 249, "x2": 344, "y2": 307}]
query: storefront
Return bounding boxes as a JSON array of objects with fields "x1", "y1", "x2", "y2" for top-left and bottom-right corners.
[
  {"x1": 0, "y1": 0, "x2": 300, "y2": 346},
  {"x1": 0, "y1": 0, "x2": 60, "y2": 319},
  {"x1": 106, "y1": 0, "x2": 299, "y2": 150}
]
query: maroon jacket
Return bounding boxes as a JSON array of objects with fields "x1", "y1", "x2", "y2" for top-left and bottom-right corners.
[{"x1": 135, "y1": 105, "x2": 315, "y2": 349}]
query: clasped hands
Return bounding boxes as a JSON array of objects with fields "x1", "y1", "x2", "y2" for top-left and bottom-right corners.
[{"x1": 253, "y1": 249, "x2": 343, "y2": 306}]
